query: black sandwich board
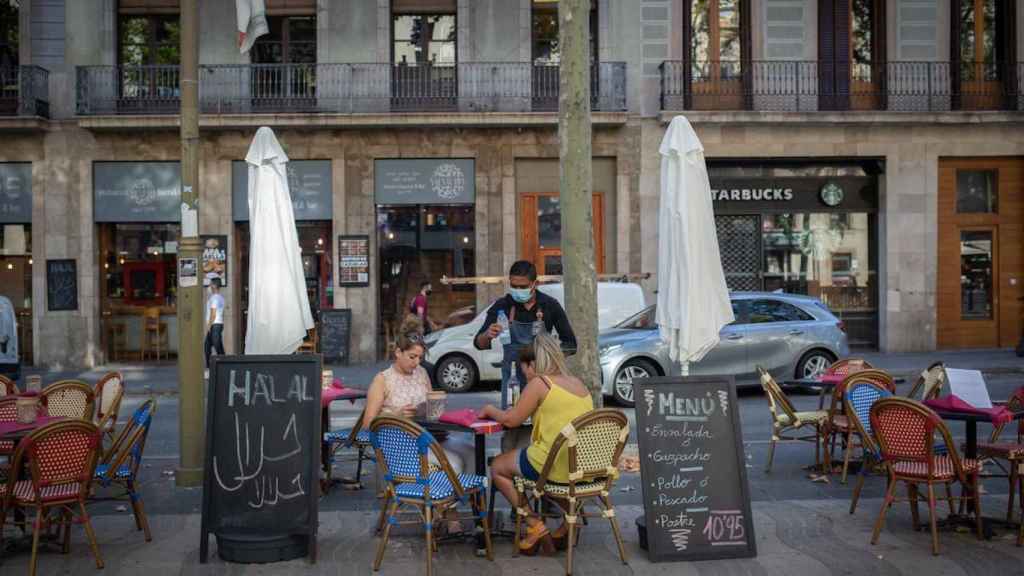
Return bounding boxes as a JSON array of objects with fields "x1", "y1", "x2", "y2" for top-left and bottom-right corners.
[
  {"x1": 634, "y1": 376, "x2": 757, "y2": 562},
  {"x1": 319, "y1": 309, "x2": 352, "y2": 364},
  {"x1": 200, "y1": 355, "x2": 322, "y2": 564}
]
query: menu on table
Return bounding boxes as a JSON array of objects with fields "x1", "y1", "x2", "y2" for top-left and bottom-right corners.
[{"x1": 634, "y1": 376, "x2": 757, "y2": 562}]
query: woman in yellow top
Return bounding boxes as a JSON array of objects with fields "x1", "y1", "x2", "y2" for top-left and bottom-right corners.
[{"x1": 477, "y1": 332, "x2": 593, "y2": 554}]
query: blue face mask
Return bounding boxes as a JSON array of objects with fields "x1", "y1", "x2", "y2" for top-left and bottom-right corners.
[{"x1": 509, "y1": 287, "x2": 533, "y2": 303}]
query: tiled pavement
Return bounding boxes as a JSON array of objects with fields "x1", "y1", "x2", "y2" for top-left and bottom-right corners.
[{"x1": 3, "y1": 498, "x2": 1022, "y2": 575}]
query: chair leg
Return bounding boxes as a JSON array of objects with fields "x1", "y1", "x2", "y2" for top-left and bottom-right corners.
[
  {"x1": 29, "y1": 507, "x2": 43, "y2": 576},
  {"x1": 908, "y1": 484, "x2": 921, "y2": 531},
  {"x1": 375, "y1": 493, "x2": 391, "y2": 536},
  {"x1": 971, "y1": 474, "x2": 983, "y2": 540},
  {"x1": 850, "y1": 455, "x2": 871, "y2": 514},
  {"x1": 1017, "y1": 471, "x2": 1023, "y2": 547},
  {"x1": 131, "y1": 487, "x2": 153, "y2": 542},
  {"x1": 1007, "y1": 463, "x2": 1018, "y2": 523},
  {"x1": 424, "y1": 505, "x2": 433, "y2": 576},
  {"x1": 871, "y1": 474, "x2": 897, "y2": 545},
  {"x1": 79, "y1": 502, "x2": 104, "y2": 569},
  {"x1": 487, "y1": 480, "x2": 497, "y2": 532},
  {"x1": 566, "y1": 501, "x2": 577, "y2": 576},
  {"x1": 766, "y1": 430, "x2": 778, "y2": 472},
  {"x1": 841, "y1": 430, "x2": 854, "y2": 484},
  {"x1": 355, "y1": 445, "x2": 366, "y2": 483},
  {"x1": 926, "y1": 483, "x2": 940, "y2": 556},
  {"x1": 944, "y1": 484, "x2": 956, "y2": 515},
  {"x1": 373, "y1": 498, "x2": 398, "y2": 571},
  {"x1": 600, "y1": 495, "x2": 628, "y2": 564},
  {"x1": 62, "y1": 508, "x2": 72, "y2": 554},
  {"x1": 478, "y1": 492, "x2": 494, "y2": 561},
  {"x1": 513, "y1": 488, "x2": 524, "y2": 556}
]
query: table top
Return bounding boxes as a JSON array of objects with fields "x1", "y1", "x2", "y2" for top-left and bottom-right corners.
[
  {"x1": 421, "y1": 419, "x2": 503, "y2": 436},
  {"x1": 0, "y1": 416, "x2": 66, "y2": 441},
  {"x1": 321, "y1": 386, "x2": 367, "y2": 408},
  {"x1": 931, "y1": 408, "x2": 1024, "y2": 423}
]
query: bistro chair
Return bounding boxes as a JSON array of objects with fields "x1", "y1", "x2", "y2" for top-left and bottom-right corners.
[
  {"x1": 0, "y1": 397, "x2": 16, "y2": 478},
  {"x1": 906, "y1": 362, "x2": 946, "y2": 401},
  {"x1": 976, "y1": 386, "x2": 1024, "y2": 546},
  {"x1": 322, "y1": 407, "x2": 374, "y2": 489},
  {"x1": 869, "y1": 397, "x2": 983, "y2": 555},
  {"x1": 513, "y1": 409, "x2": 630, "y2": 576},
  {"x1": 0, "y1": 419, "x2": 105, "y2": 576},
  {"x1": 141, "y1": 307, "x2": 168, "y2": 361},
  {"x1": 368, "y1": 416, "x2": 492, "y2": 576},
  {"x1": 825, "y1": 369, "x2": 895, "y2": 483},
  {"x1": 41, "y1": 380, "x2": 95, "y2": 420},
  {"x1": 824, "y1": 358, "x2": 873, "y2": 379},
  {"x1": 758, "y1": 367, "x2": 828, "y2": 472},
  {"x1": 93, "y1": 371, "x2": 125, "y2": 444},
  {"x1": 843, "y1": 380, "x2": 892, "y2": 514},
  {"x1": 92, "y1": 398, "x2": 156, "y2": 542},
  {"x1": 0, "y1": 374, "x2": 18, "y2": 396}
]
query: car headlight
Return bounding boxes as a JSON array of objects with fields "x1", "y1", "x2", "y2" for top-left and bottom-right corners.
[{"x1": 599, "y1": 345, "x2": 622, "y2": 362}]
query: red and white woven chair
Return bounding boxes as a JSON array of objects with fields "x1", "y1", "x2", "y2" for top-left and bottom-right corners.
[
  {"x1": 93, "y1": 372, "x2": 125, "y2": 444},
  {"x1": 0, "y1": 374, "x2": 18, "y2": 396},
  {"x1": 0, "y1": 397, "x2": 16, "y2": 479},
  {"x1": 41, "y1": 379, "x2": 95, "y2": 420},
  {"x1": 0, "y1": 419, "x2": 104, "y2": 576},
  {"x1": 977, "y1": 386, "x2": 1024, "y2": 547},
  {"x1": 869, "y1": 397, "x2": 983, "y2": 555}
]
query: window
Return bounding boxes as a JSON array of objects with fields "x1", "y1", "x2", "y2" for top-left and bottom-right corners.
[
  {"x1": 393, "y1": 14, "x2": 456, "y2": 65},
  {"x1": 690, "y1": 0, "x2": 742, "y2": 77},
  {"x1": 102, "y1": 223, "x2": 179, "y2": 305},
  {"x1": 531, "y1": 1, "x2": 598, "y2": 64},
  {"x1": 956, "y1": 170, "x2": 998, "y2": 213},
  {"x1": 252, "y1": 16, "x2": 316, "y2": 65},
  {"x1": 118, "y1": 15, "x2": 180, "y2": 66},
  {"x1": 747, "y1": 299, "x2": 813, "y2": 324},
  {"x1": 0, "y1": 0, "x2": 16, "y2": 69},
  {"x1": 960, "y1": 230, "x2": 993, "y2": 319},
  {"x1": 959, "y1": 0, "x2": 1000, "y2": 81}
]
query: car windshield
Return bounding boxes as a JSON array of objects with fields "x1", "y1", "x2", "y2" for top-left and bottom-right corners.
[{"x1": 616, "y1": 305, "x2": 657, "y2": 329}]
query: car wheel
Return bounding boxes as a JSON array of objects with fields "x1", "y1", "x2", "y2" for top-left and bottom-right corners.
[
  {"x1": 435, "y1": 354, "x2": 478, "y2": 393},
  {"x1": 612, "y1": 359, "x2": 658, "y2": 407},
  {"x1": 796, "y1": 349, "x2": 836, "y2": 381}
]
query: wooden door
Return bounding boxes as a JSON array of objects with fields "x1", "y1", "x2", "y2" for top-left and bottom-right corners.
[
  {"x1": 937, "y1": 158, "x2": 1024, "y2": 349},
  {"x1": 520, "y1": 193, "x2": 605, "y2": 275},
  {"x1": 957, "y1": 0, "x2": 1005, "y2": 110}
]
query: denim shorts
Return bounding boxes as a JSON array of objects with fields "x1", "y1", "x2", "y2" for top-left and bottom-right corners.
[{"x1": 518, "y1": 448, "x2": 540, "y2": 482}]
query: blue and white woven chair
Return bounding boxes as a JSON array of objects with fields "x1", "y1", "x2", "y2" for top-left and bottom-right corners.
[
  {"x1": 369, "y1": 416, "x2": 492, "y2": 576},
  {"x1": 844, "y1": 380, "x2": 891, "y2": 514},
  {"x1": 323, "y1": 407, "x2": 374, "y2": 489},
  {"x1": 91, "y1": 398, "x2": 155, "y2": 542}
]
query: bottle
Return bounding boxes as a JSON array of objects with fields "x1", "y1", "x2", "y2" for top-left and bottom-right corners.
[
  {"x1": 497, "y1": 310, "x2": 511, "y2": 346},
  {"x1": 507, "y1": 361, "x2": 519, "y2": 409}
]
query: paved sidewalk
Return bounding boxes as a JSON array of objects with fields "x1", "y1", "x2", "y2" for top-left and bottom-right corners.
[
  {"x1": 3, "y1": 497, "x2": 1021, "y2": 575},
  {"x1": 20, "y1": 348, "x2": 1024, "y2": 396}
]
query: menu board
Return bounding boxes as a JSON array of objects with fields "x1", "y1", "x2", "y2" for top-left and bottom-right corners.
[
  {"x1": 46, "y1": 259, "x2": 78, "y2": 312},
  {"x1": 634, "y1": 376, "x2": 756, "y2": 562},
  {"x1": 337, "y1": 236, "x2": 369, "y2": 287},
  {"x1": 319, "y1": 309, "x2": 352, "y2": 364},
  {"x1": 200, "y1": 355, "x2": 321, "y2": 564}
]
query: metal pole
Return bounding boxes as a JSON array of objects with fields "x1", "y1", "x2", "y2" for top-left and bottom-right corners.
[
  {"x1": 558, "y1": 0, "x2": 600, "y2": 407},
  {"x1": 176, "y1": 0, "x2": 204, "y2": 487}
]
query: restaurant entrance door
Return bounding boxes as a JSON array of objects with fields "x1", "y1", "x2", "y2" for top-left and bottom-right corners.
[{"x1": 519, "y1": 192, "x2": 605, "y2": 275}]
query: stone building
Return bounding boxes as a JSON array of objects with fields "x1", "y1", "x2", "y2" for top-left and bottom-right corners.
[{"x1": 0, "y1": 0, "x2": 1021, "y2": 371}]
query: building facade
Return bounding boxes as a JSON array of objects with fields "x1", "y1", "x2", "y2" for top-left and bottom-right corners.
[{"x1": 0, "y1": 0, "x2": 1021, "y2": 370}]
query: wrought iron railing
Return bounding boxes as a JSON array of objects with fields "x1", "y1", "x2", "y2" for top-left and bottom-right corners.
[
  {"x1": 0, "y1": 66, "x2": 50, "y2": 118},
  {"x1": 661, "y1": 60, "x2": 1024, "y2": 112},
  {"x1": 76, "y1": 62, "x2": 628, "y2": 115}
]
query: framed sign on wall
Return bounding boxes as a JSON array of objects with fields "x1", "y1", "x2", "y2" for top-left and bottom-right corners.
[{"x1": 337, "y1": 235, "x2": 370, "y2": 287}]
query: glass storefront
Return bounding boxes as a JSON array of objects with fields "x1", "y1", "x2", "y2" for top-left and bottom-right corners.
[
  {"x1": 709, "y1": 160, "x2": 881, "y2": 348},
  {"x1": 0, "y1": 223, "x2": 32, "y2": 365}
]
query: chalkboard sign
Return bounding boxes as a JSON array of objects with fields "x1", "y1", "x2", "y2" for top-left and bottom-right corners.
[
  {"x1": 200, "y1": 355, "x2": 322, "y2": 564},
  {"x1": 634, "y1": 377, "x2": 756, "y2": 562},
  {"x1": 319, "y1": 309, "x2": 352, "y2": 364},
  {"x1": 46, "y1": 259, "x2": 78, "y2": 312}
]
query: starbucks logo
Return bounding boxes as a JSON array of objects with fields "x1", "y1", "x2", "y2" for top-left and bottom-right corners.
[
  {"x1": 130, "y1": 179, "x2": 157, "y2": 206},
  {"x1": 820, "y1": 182, "x2": 844, "y2": 207},
  {"x1": 431, "y1": 163, "x2": 465, "y2": 201}
]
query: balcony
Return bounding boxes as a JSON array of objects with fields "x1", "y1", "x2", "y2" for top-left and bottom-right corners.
[
  {"x1": 0, "y1": 66, "x2": 50, "y2": 119},
  {"x1": 661, "y1": 60, "x2": 1024, "y2": 114},
  {"x1": 76, "y1": 62, "x2": 627, "y2": 123}
]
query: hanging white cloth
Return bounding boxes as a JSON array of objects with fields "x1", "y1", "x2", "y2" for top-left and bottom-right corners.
[
  {"x1": 656, "y1": 116, "x2": 734, "y2": 371},
  {"x1": 236, "y1": 0, "x2": 269, "y2": 55},
  {"x1": 244, "y1": 127, "x2": 314, "y2": 355}
]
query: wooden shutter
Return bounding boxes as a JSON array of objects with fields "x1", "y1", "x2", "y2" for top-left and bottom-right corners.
[
  {"x1": 833, "y1": 0, "x2": 851, "y2": 110},
  {"x1": 818, "y1": 0, "x2": 837, "y2": 110},
  {"x1": 997, "y1": 0, "x2": 1018, "y2": 110}
]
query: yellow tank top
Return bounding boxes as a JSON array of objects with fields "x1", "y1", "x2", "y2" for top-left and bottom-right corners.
[{"x1": 526, "y1": 377, "x2": 594, "y2": 483}]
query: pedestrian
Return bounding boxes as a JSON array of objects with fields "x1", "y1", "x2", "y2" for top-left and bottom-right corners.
[
  {"x1": 474, "y1": 260, "x2": 576, "y2": 451},
  {"x1": 410, "y1": 280, "x2": 438, "y2": 334},
  {"x1": 205, "y1": 278, "x2": 225, "y2": 368}
]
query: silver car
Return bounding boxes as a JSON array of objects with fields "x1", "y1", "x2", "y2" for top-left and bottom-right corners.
[{"x1": 599, "y1": 292, "x2": 851, "y2": 406}]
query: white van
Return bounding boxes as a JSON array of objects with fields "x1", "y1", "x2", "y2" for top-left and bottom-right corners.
[{"x1": 423, "y1": 283, "x2": 647, "y2": 392}]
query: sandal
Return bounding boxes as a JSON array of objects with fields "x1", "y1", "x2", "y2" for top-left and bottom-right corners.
[
  {"x1": 551, "y1": 523, "x2": 569, "y2": 551},
  {"x1": 518, "y1": 522, "x2": 555, "y2": 556}
]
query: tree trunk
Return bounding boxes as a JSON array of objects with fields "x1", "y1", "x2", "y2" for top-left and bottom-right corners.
[{"x1": 558, "y1": 0, "x2": 600, "y2": 407}]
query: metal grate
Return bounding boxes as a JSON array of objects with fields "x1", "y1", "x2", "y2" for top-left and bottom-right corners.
[{"x1": 715, "y1": 215, "x2": 762, "y2": 291}]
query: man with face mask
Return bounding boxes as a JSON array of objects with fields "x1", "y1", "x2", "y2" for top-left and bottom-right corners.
[{"x1": 474, "y1": 260, "x2": 576, "y2": 411}]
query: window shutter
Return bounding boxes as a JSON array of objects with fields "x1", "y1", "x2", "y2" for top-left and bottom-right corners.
[
  {"x1": 833, "y1": 0, "x2": 850, "y2": 109},
  {"x1": 763, "y1": 0, "x2": 806, "y2": 60},
  {"x1": 760, "y1": 1, "x2": 810, "y2": 111},
  {"x1": 818, "y1": 0, "x2": 836, "y2": 109}
]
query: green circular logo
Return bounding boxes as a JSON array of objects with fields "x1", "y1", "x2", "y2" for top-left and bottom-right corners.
[{"x1": 820, "y1": 182, "x2": 844, "y2": 207}]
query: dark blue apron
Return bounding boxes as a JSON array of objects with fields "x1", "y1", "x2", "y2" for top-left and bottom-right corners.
[{"x1": 499, "y1": 307, "x2": 544, "y2": 410}]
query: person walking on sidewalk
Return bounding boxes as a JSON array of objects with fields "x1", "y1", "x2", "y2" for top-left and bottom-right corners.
[
  {"x1": 205, "y1": 278, "x2": 225, "y2": 367},
  {"x1": 410, "y1": 280, "x2": 439, "y2": 334}
]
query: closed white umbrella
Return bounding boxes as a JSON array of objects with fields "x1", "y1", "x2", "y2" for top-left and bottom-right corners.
[
  {"x1": 657, "y1": 116, "x2": 734, "y2": 375},
  {"x1": 244, "y1": 127, "x2": 314, "y2": 355},
  {"x1": 236, "y1": 0, "x2": 269, "y2": 55}
]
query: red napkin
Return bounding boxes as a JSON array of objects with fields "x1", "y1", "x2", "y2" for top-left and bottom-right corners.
[
  {"x1": 439, "y1": 409, "x2": 484, "y2": 428},
  {"x1": 924, "y1": 395, "x2": 1014, "y2": 426}
]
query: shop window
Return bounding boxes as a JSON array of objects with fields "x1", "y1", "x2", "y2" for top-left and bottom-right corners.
[
  {"x1": 0, "y1": 0, "x2": 17, "y2": 69},
  {"x1": 102, "y1": 224, "x2": 179, "y2": 306},
  {"x1": 747, "y1": 299, "x2": 813, "y2": 323},
  {"x1": 956, "y1": 169, "x2": 998, "y2": 213},
  {"x1": 960, "y1": 230, "x2": 994, "y2": 320},
  {"x1": 0, "y1": 223, "x2": 31, "y2": 308}
]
